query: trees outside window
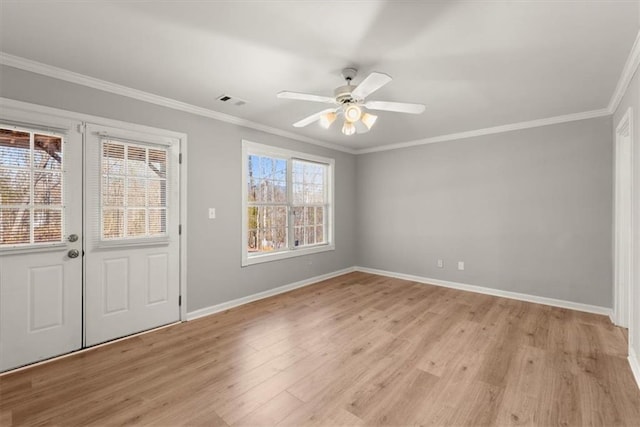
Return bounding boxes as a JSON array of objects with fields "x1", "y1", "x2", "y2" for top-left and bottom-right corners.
[
  {"x1": 0, "y1": 128, "x2": 63, "y2": 246},
  {"x1": 242, "y1": 141, "x2": 334, "y2": 266}
]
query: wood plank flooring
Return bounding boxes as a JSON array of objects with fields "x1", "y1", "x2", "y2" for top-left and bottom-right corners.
[{"x1": 1, "y1": 272, "x2": 639, "y2": 426}]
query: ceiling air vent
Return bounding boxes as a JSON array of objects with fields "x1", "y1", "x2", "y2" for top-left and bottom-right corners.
[{"x1": 217, "y1": 94, "x2": 248, "y2": 107}]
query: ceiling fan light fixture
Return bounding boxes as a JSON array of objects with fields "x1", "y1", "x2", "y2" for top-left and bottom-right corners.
[
  {"x1": 319, "y1": 111, "x2": 337, "y2": 129},
  {"x1": 361, "y1": 112, "x2": 378, "y2": 130},
  {"x1": 344, "y1": 104, "x2": 362, "y2": 123},
  {"x1": 279, "y1": 68, "x2": 425, "y2": 138},
  {"x1": 342, "y1": 121, "x2": 356, "y2": 136}
]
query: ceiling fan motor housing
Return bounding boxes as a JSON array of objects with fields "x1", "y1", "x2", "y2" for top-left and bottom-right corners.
[
  {"x1": 334, "y1": 85, "x2": 356, "y2": 104},
  {"x1": 335, "y1": 67, "x2": 360, "y2": 104}
]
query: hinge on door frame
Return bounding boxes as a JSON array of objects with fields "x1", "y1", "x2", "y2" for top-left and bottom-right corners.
[
  {"x1": 178, "y1": 224, "x2": 182, "y2": 235},
  {"x1": 179, "y1": 295, "x2": 182, "y2": 306},
  {"x1": 179, "y1": 153, "x2": 182, "y2": 164}
]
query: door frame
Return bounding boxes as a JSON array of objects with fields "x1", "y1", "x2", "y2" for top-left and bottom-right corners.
[
  {"x1": 0, "y1": 97, "x2": 188, "y2": 324},
  {"x1": 614, "y1": 107, "x2": 633, "y2": 329}
]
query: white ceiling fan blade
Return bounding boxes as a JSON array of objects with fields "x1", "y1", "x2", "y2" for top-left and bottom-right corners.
[
  {"x1": 277, "y1": 91, "x2": 336, "y2": 104},
  {"x1": 351, "y1": 72, "x2": 392, "y2": 100},
  {"x1": 293, "y1": 108, "x2": 338, "y2": 128},
  {"x1": 365, "y1": 100, "x2": 425, "y2": 114}
]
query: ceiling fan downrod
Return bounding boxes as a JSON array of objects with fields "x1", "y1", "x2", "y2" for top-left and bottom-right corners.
[{"x1": 335, "y1": 68, "x2": 359, "y2": 104}]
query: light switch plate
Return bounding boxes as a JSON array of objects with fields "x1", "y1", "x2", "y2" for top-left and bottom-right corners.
[{"x1": 208, "y1": 208, "x2": 216, "y2": 219}]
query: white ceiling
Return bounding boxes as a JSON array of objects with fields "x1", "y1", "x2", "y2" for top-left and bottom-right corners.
[{"x1": 0, "y1": 1, "x2": 638, "y2": 150}]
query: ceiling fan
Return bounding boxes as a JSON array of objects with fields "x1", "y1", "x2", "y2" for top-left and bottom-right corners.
[{"x1": 277, "y1": 68, "x2": 425, "y2": 136}]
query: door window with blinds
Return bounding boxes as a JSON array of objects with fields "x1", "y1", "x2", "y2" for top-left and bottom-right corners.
[
  {"x1": 0, "y1": 128, "x2": 64, "y2": 247},
  {"x1": 101, "y1": 139, "x2": 168, "y2": 241},
  {"x1": 242, "y1": 140, "x2": 334, "y2": 266}
]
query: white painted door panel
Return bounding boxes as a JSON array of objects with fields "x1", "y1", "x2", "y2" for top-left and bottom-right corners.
[
  {"x1": 0, "y1": 116, "x2": 83, "y2": 372},
  {"x1": 84, "y1": 124, "x2": 180, "y2": 346},
  {"x1": 0, "y1": 251, "x2": 82, "y2": 371}
]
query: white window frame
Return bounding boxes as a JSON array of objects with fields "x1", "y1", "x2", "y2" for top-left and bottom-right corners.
[{"x1": 242, "y1": 140, "x2": 335, "y2": 266}]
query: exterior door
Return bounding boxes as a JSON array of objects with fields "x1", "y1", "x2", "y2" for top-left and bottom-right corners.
[
  {"x1": 84, "y1": 123, "x2": 180, "y2": 346},
  {"x1": 0, "y1": 118, "x2": 83, "y2": 371}
]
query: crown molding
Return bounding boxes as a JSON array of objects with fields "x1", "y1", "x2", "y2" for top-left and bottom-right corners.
[
  {"x1": 608, "y1": 29, "x2": 640, "y2": 114},
  {"x1": 0, "y1": 48, "x2": 630, "y2": 157},
  {"x1": 358, "y1": 28, "x2": 640, "y2": 155},
  {"x1": 0, "y1": 52, "x2": 356, "y2": 155},
  {"x1": 355, "y1": 108, "x2": 611, "y2": 154}
]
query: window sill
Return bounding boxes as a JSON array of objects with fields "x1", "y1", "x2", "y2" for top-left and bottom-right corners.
[
  {"x1": 0, "y1": 242, "x2": 67, "y2": 256},
  {"x1": 242, "y1": 243, "x2": 335, "y2": 266},
  {"x1": 97, "y1": 236, "x2": 170, "y2": 249}
]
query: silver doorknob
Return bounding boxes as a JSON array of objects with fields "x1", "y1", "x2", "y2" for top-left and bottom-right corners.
[
  {"x1": 68, "y1": 249, "x2": 80, "y2": 258},
  {"x1": 68, "y1": 234, "x2": 79, "y2": 242}
]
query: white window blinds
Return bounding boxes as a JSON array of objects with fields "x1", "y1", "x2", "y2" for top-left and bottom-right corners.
[{"x1": 101, "y1": 139, "x2": 168, "y2": 240}]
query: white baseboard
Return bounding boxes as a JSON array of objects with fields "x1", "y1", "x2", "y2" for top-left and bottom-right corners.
[
  {"x1": 629, "y1": 348, "x2": 640, "y2": 390},
  {"x1": 354, "y1": 266, "x2": 613, "y2": 317},
  {"x1": 186, "y1": 267, "x2": 356, "y2": 321},
  {"x1": 188, "y1": 266, "x2": 613, "y2": 322}
]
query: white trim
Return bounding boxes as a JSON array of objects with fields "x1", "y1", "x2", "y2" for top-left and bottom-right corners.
[
  {"x1": 0, "y1": 52, "x2": 355, "y2": 155},
  {"x1": 613, "y1": 108, "x2": 634, "y2": 328},
  {"x1": 1, "y1": 98, "x2": 186, "y2": 141},
  {"x1": 186, "y1": 267, "x2": 355, "y2": 321},
  {"x1": 608, "y1": 30, "x2": 640, "y2": 114},
  {"x1": 354, "y1": 266, "x2": 613, "y2": 317},
  {"x1": 179, "y1": 135, "x2": 188, "y2": 320},
  {"x1": 243, "y1": 244, "x2": 335, "y2": 266},
  {"x1": 96, "y1": 130, "x2": 176, "y2": 147},
  {"x1": 243, "y1": 139, "x2": 336, "y2": 165},
  {"x1": 356, "y1": 109, "x2": 611, "y2": 154},
  {"x1": 629, "y1": 348, "x2": 640, "y2": 390},
  {"x1": 0, "y1": 51, "x2": 629, "y2": 157},
  {"x1": 187, "y1": 265, "x2": 614, "y2": 322},
  {"x1": 2, "y1": 28, "x2": 638, "y2": 157}
]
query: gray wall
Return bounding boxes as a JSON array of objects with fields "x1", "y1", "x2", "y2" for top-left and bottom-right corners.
[
  {"x1": 0, "y1": 65, "x2": 357, "y2": 313},
  {"x1": 356, "y1": 117, "x2": 613, "y2": 307},
  {"x1": 0, "y1": 64, "x2": 616, "y2": 311}
]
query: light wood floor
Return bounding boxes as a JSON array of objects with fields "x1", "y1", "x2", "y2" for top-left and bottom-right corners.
[{"x1": 1, "y1": 272, "x2": 639, "y2": 426}]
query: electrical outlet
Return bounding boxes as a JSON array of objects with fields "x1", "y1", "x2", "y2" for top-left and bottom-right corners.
[
  {"x1": 437, "y1": 259, "x2": 444, "y2": 268},
  {"x1": 208, "y1": 208, "x2": 216, "y2": 219},
  {"x1": 458, "y1": 261, "x2": 464, "y2": 271}
]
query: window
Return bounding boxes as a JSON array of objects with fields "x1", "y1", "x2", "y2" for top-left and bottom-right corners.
[
  {"x1": 242, "y1": 141, "x2": 334, "y2": 265},
  {"x1": 101, "y1": 139, "x2": 168, "y2": 241},
  {"x1": 0, "y1": 128, "x2": 64, "y2": 247}
]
